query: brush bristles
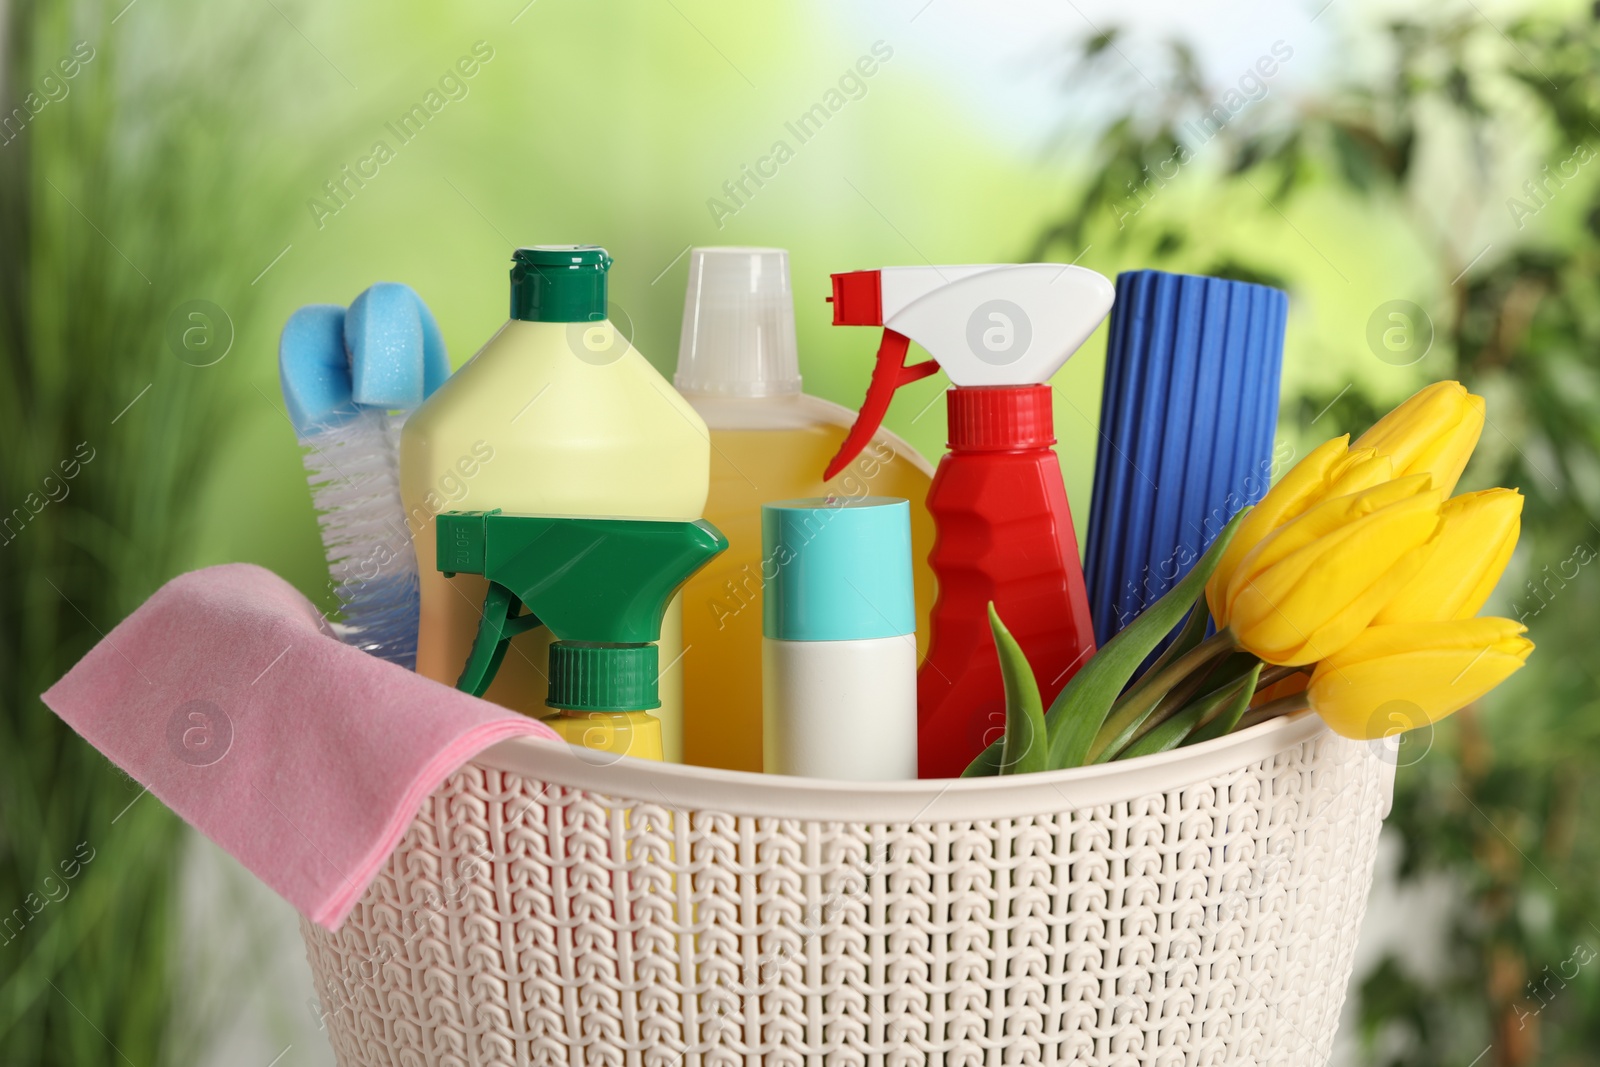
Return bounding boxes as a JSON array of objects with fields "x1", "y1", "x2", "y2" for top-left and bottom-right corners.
[{"x1": 299, "y1": 410, "x2": 419, "y2": 669}]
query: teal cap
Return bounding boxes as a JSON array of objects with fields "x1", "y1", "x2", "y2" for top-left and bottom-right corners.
[{"x1": 761, "y1": 496, "x2": 915, "y2": 641}]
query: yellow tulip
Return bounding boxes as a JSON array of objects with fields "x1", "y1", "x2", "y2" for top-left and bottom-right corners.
[
  {"x1": 1223, "y1": 477, "x2": 1443, "y2": 665},
  {"x1": 1207, "y1": 382, "x2": 1485, "y2": 625},
  {"x1": 1308, "y1": 617, "x2": 1533, "y2": 739},
  {"x1": 1353, "y1": 380, "x2": 1485, "y2": 496},
  {"x1": 1206, "y1": 439, "x2": 1398, "y2": 623},
  {"x1": 1323, "y1": 447, "x2": 1396, "y2": 499},
  {"x1": 1373, "y1": 488, "x2": 1523, "y2": 624}
]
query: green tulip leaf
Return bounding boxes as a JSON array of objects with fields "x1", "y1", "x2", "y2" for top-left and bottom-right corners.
[
  {"x1": 1087, "y1": 608, "x2": 1229, "y2": 763},
  {"x1": 989, "y1": 603, "x2": 1049, "y2": 775},
  {"x1": 1044, "y1": 508, "x2": 1248, "y2": 769},
  {"x1": 1187, "y1": 659, "x2": 1270, "y2": 746},
  {"x1": 1115, "y1": 589, "x2": 1210, "y2": 708},
  {"x1": 1118, "y1": 660, "x2": 1262, "y2": 760},
  {"x1": 1189, "y1": 651, "x2": 1265, "y2": 705},
  {"x1": 960, "y1": 742, "x2": 1004, "y2": 777}
]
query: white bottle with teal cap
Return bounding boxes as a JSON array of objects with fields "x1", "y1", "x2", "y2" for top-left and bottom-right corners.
[{"x1": 761, "y1": 496, "x2": 917, "y2": 780}]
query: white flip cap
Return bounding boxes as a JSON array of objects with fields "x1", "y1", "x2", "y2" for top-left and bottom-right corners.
[{"x1": 675, "y1": 247, "x2": 802, "y2": 397}]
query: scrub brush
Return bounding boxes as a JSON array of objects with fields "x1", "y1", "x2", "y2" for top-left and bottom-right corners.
[{"x1": 278, "y1": 283, "x2": 450, "y2": 669}]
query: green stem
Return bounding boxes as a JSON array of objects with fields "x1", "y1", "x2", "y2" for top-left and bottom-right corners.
[
  {"x1": 1114, "y1": 654, "x2": 1303, "y2": 757},
  {"x1": 1087, "y1": 630, "x2": 1237, "y2": 762},
  {"x1": 1119, "y1": 657, "x2": 1220, "y2": 752},
  {"x1": 1117, "y1": 661, "x2": 1262, "y2": 761},
  {"x1": 1236, "y1": 692, "x2": 1312, "y2": 731},
  {"x1": 1116, "y1": 601, "x2": 1210, "y2": 709},
  {"x1": 1185, "y1": 660, "x2": 1268, "y2": 748}
]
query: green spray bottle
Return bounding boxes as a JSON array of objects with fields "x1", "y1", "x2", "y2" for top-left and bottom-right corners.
[{"x1": 436, "y1": 510, "x2": 728, "y2": 761}]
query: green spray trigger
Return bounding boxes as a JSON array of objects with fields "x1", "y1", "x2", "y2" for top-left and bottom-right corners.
[{"x1": 436, "y1": 510, "x2": 728, "y2": 708}]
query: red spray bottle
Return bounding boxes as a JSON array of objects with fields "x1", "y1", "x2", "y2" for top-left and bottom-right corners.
[{"x1": 824, "y1": 265, "x2": 1115, "y2": 778}]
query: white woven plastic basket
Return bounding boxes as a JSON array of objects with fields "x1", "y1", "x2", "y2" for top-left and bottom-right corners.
[{"x1": 301, "y1": 713, "x2": 1392, "y2": 1066}]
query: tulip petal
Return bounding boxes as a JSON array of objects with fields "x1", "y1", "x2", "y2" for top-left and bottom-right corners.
[
  {"x1": 1353, "y1": 381, "x2": 1485, "y2": 496},
  {"x1": 1453, "y1": 516, "x2": 1518, "y2": 618},
  {"x1": 1401, "y1": 393, "x2": 1485, "y2": 496},
  {"x1": 1275, "y1": 540, "x2": 1434, "y2": 663},
  {"x1": 1206, "y1": 435, "x2": 1350, "y2": 623},
  {"x1": 1374, "y1": 488, "x2": 1522, "y2": 624},
  {"x1": 1354, "y1": 381, "x2": 1467, "y2": 460},
  {"x1": 1222, "y1": 475, "x2": 1436, "y2": 620},
  {"x1": 1323, "y1": 449, "x2": 1393, "y2": 499},
  {"x1": 1227, "y1": 490, "x2": 1443, "y2": 664},
  {"x1": 1321, "y1": 615, "x2": 1530, "y2": 666},
  {"x1": 1309, "y1": 618, "x2": 1532, "y2": 739}
]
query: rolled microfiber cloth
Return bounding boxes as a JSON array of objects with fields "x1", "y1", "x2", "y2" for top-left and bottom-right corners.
[
  {"x1": 41, "y1": 563, "x2": 559, "y2": 930},
  {"x1": 1085, "y1": 270, "x2": 1288, "y2": 648}
]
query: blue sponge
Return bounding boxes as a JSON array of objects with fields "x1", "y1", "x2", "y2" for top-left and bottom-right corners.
[
  {"x1": 279, "y1": 304, "x2": 356, "y2": 436},
  {"x1": 415, "y1": 294, "x2": 450, "y2": 399},
  {"x1": 345, "y1": 282, "x2": 425, "y2": 409},
  {"x1": 280, "y1": 284, "x2": 451, "y2": 436}
]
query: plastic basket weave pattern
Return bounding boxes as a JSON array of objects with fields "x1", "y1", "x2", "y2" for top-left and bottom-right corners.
[{"x1": 300, "y1": 714, "x2": 1390, "y2": 1066}]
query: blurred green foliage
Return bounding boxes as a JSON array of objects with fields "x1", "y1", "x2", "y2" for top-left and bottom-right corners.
[
  {"x1": 2, "y1": 4, "x2": 216, "y2": 1062},
  {"x1": 0, "y1": 0, "x2": 284, "y2": 1060},
  {"x1": 1040, "y1": 9, "x2": 1600, "y2": 1065}
]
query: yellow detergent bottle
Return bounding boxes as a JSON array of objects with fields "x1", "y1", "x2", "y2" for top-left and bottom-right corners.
[
  {"x1": 402, "y1": 246, "x2": 710, "y2": 760},
  {"x1": 674, "y1": 247, "x2": 936, "y2": 772}
]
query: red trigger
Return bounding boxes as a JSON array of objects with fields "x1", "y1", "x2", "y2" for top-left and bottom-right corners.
[{"x1": 823, "y1": 330, "x2": 938, "y2": 481}]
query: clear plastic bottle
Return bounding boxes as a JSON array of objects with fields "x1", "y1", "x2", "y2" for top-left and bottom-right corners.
[{"x1": 674, "y1": 247, "x2": 936, "y2": 773}]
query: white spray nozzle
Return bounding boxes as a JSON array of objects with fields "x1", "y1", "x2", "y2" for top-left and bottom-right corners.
[
  {"x1": 821, "y1": 263, "x2": 1115, "y2": 478},
  {"x1": 873, "y1": 264, "x2": 1115, "y2": 386}
]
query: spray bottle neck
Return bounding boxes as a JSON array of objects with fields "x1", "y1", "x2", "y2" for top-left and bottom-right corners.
[
  {"x1": 946, "y1": 384, "x2": 1056, "y2": 452},
  {"x1": 547, "y1": 642, "x2": 659, "y2": 713}
]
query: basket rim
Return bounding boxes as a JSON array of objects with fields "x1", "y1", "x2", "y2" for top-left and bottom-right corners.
[{"x1": 477, "y1": 711, "x2": 1341, "y2": 822}]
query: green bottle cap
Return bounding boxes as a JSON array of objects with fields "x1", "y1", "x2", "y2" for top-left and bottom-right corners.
[
  {"x1": 510, "y1": 245, "x2": 611, "y2": 323},
  {"x1": 546, "y1": 642, "x2": 660, "y2": 712}
]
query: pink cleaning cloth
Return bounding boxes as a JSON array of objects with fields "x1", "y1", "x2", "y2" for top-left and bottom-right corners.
[{"x1": 41, "y1": 563, "x2": 558, "y2": 930}]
